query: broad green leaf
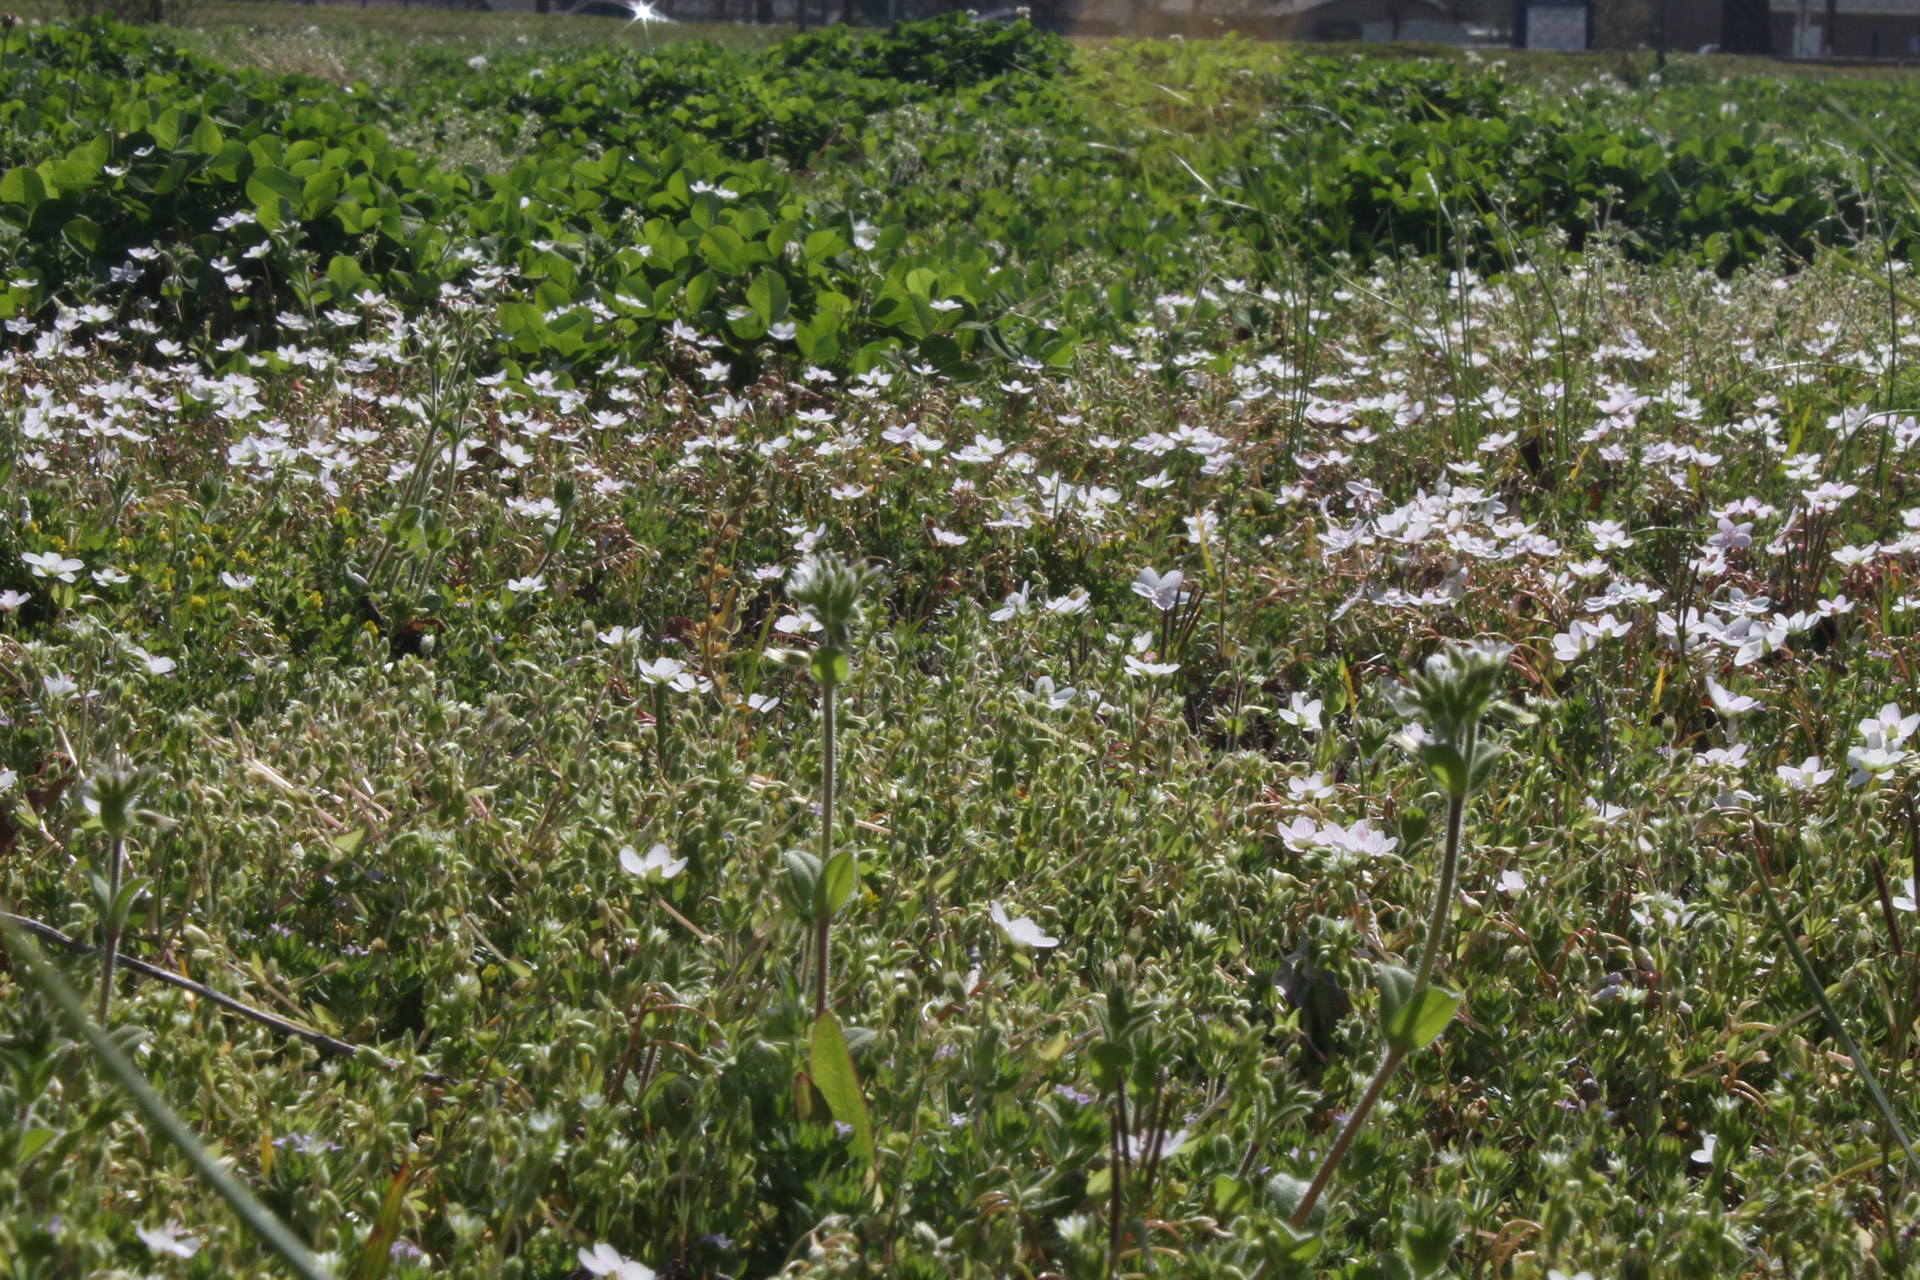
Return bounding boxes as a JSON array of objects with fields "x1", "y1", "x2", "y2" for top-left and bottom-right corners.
[
  {"x1": 1418, "y1": 742, "x2": 1470, "y2": 798},
  {"x1": 1377, "y1": 962, "x2": 1415, "y2": 1040},
  {"x1": 810, "y1": 646, "x2": 849, "y2": 688},
  {"x1": 1088, "y1": 1041, "x2": 1132, "y2": 1092},
  {"x1": 1264, "y1": 1172, "x2": 1328, "y2": 1232},
  {"x1": 1386, "y1": 983, "x2": 1461, "y2": 1053},
  {"x1": 0, "y1": 166, "x2": 47, "y2": 209},
  {"x1": 809, "y1": 1011, "x2": 874, "y2": 1166},
  {"x1": 819, "y1": 851, "x2": 856, "y2": 918},
  {"x1": 192, "y1": 117, "x2": 225, "y2": 154},
  {"x1": 62, "y1": 216, "x2": 101, "y2": 256},
  {"x1": 18, "y1": 1128, "x2": 56, "y2": 1162},
  {"x1": 1213, "y1": 1174, "x2": 1251, "y2": 1217},
  {"x1": 803, "y1": 228, "x2": 849, "y2": 263},
  {"x1": 746, "y1": 269, "x2": 789, "y2": 324}
]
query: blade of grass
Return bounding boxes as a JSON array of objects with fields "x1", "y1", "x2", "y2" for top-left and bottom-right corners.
[
  {"x1": 1748, "y1": 837, "x2": 1920, "y2": 1182},
  {"x1": 1, "y1": 918, "x2": 339, "y2": 1280}
]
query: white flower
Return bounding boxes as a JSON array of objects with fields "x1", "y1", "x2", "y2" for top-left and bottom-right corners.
[
  {"x1": 1586, "y1": 519, "x2": 1633, "y2": 551},
  {"x1": 1045, "y1": 590, "x2": 1090, "y2": 616},
  {"x1": 1032, "y1": 676, "x2": 1077, "y2": 710},
  {"x1": 1131, "y1": 567, "x2": 1186, "y2": 612},
  {"x1": 22, "y1": 551, "x2": 83, "y2": 582},
  {"x1": 1775, "y1": 757, "x2": 1832, "y2": 790},
  {"x1": 1323, "y1": 819, "x2": 1398, "y2": 858},
  {"x1": 619, "y1": 842, "x2": 686, "y2": 882},
  {"x1": 635, "y1": 657, "x2": 686, "y2": 685},
  {"x1": 92, "y1": 567, "x2": 131, "y2": 586},
  {"x1": 0, "y1": 589, "x2": 28, "y2": 611},
  {"x1": 1895, "y1": 878, "x2": 1919, "y2": 913},
  {"x1": 1849, "y1": 738, "x2": 1908, "y2": 787},
  {"x1": 1802, "y1": 480, "x2": 1859, "y2": 513},
  {"x1": 1497, "y1": 868, "x2": 1527, "y2": 896},
  {"x1": 990, "y1": 582, "x2": 1031, "y2": 622},
  {"x1": 1585, "y1": 798, "x2": 1630, "y2": 826},
  {"x1": 578, "y1": 1243, "x2": 655, "y2": 1280},
  {"x1": 1287, "y1": 772, "x2": 1334, "y2": 802},
  {"x1": 990, "y1": 901, "x2": 1059, "y2": 950},
  {"x1": 1277, "y1": 692, "x2": 1325, "y2": 734},
  {"x1": 220, "y1": 572, "x2": 256, "y2": 591},
  {"x1": 598, "y1": 626, "x2": 632, "y2": 647},
  {"x1": 931, "y1": 527, "x2": 969, "y2": 547},
  {"x1": 1278, "y1": 815, "x2": 1323, "y2": 851},
  {"x1": 746, "y1": 692, "x2": 781, "y2": 713},
  {"x1": 137, "y1": 1224, "x2": 201, "y2": 1259},
  {"x1": 1552, "y1": 621, "x2": 1598, "y2": 664},
  {"x1": 1705, "y1": 677, "x2": 1763, "y2": 716},
  {"x1": 134, "y1": 649, "x2": 176, "y2": 677},
  {"x1": 1123, "y1": 1127, "x2": 1188, "y2": 1161},
  {"x1": 42, "y1": 673, "x2": 78, "y2": 700},
  {"x1": 1184, "y1": 510, "x2": 1219, "y2": 545},
  {"x1": 1861, "y1": 703, "x2": 1920, "y2": 747},
  {"x1": 0, "y1": 767, "x2": 14, "y2": 791},
  {"x1": 506, "y1": 574, "x2": 546, "y2": 594},
  {"x1": 1124, "y1": 656, "x2": 1180, "y2": 677}
]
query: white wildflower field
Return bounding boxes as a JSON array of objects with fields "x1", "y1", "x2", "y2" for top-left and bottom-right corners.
[{"x1": 4, "y1": 9, "x2": 1920, "y2": 1280}]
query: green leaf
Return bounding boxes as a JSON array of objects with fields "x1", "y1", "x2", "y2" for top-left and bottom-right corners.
[
  {"x1": 809, "y1": 1011, "x2": 874, "y2": 1166},
  {"x1": 18, "y1": 1127, "x2": 56, "y2": 1162},
  {"x1": 1384, "y1": 979, "x2": 1461, "y2": 1053},
  {"x1": 1377, "y1": 962, "x2": 1415, "y2": 1039},
  {"x1": 1264, "y1": 1172, "x2": 1327, "y2": 1233},
  {"x1": 747, "y1": 269, "x2": 789, "y2": 324},
  {"x1": 819, "y1": 851, "x2": 856, "y2": 918},
  {"x1": 62, "y1": 216, "x2": 101, "y2": 255},
  {"x1": 682, "y1": 269, "x2": 717, "y2": 316},
  {"x1": 779, "y1": 849, "x2": 822, "y2": 922},
  {"x1": 1088, "y1": 1041, "x2": 1132, "y2": 1092},
  {"x1": 1418, "y1": 742, "x2": 1470, "y2": 798},
  {"x1": 0, "y1": 922, "x2": 338, "y2": 1280},
  {"x1": 1213, "y1": 1174, "x2": 1251, "y2": 1218},
  {"x1": 804, "y1": 228, "x2": 849, "y2": 263},
  {"x1": 809, "y1": 646, "x2": 849, "y2": 688},
  {"x1": 248, "y1": 165, "x2": 304, "y2": 228},
  {"x1": 1398, "y1": 805, "x2": 1430, "y2": 846},
  {"x1": 192, "y1": 117, "x2": 226, "y2": 154},
  {"x1": 347, "y1": 1163, "x2": 413, "y2": 1280},
  {"x1": 1, "y1": 166, "x2": 48, "y2": 210}
]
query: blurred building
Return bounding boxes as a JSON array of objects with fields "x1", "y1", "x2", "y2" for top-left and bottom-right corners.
[
  {"x1": 1510, "y1": 0, "x2": 1775, "y2": 49},
  {"x1": 1770, "y1": 0, "x2": 1920, "y2": 55},
  {"x1": 1062, "y1": 0, "x2": 1505, "y2": 37}
]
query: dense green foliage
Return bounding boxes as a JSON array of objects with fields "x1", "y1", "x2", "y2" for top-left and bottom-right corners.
[
  {"x1": 6, "y1": 15, "x2": 1920, "y2": 1280},
  {"x1": 1, "y1": 18, "x2": 1917, "y2": 386}
]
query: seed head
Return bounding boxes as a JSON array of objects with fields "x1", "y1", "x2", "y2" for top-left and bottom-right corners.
[
  {"x1": 1393, "y1": 640, "x2": 1512, "y2": 745},
  {"x1": 787, "y1": 553, "x2": 883, "y2": 653}
]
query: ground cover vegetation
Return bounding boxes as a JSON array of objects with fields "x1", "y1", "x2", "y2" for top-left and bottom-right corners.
[{"x1": 3, "y1": 10, "x2": 1920, "y2": 1280}]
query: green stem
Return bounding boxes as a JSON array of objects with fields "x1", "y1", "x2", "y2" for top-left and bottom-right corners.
[
  {"x1": 1289, "y1": 1043, "x2": 1408, "y2": 1231},
  {"x1": 97, "y1": 832, "x2": 124, "y2": 1026},
  {"x1": 1753, "y1": 838, "x2": 1920, "y2": 1181},
  {"x1": 1293, "y1": 728, "x2": 1473, "y2": 1230},
  {"x1": 1413, "y1": 772, "x2": 1469, "y2": 993},
  {"x1": 814, "y1": 681, "x2": 837, "y2": 1020},
  {"x1": 3, "y1": 922, "x2": 337, "y2": 1280}
]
